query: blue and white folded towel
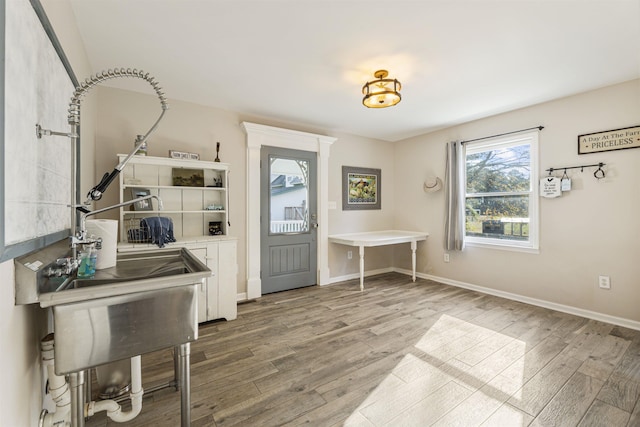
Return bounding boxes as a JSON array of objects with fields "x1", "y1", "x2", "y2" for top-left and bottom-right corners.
[{"x1": 140, "y1": 217, "x2": 176, "y2": 248}]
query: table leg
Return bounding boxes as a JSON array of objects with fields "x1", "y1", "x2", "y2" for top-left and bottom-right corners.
[
  {"x1": 359, "y1": 245, "x2": 365, "y2": 291},
  {"x1": 411, "y1": 240, "x2": 417, "y2": 282}
]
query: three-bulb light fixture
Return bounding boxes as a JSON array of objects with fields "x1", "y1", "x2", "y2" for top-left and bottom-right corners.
[{"x1": 362, "y1": 69, "x2": 402, "y2": 108}]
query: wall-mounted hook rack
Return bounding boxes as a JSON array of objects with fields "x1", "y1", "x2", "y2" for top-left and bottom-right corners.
[{"x1": 546, "y1": 162, "x2": 606, "y2": 179}]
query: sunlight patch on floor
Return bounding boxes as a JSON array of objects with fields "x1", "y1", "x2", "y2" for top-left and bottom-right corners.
[{"x1": 344, "y1": 314, "x2": 529, "y2": 426}]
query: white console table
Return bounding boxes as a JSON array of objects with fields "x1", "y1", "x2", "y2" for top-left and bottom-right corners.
[{"x1": 328, "y1": 230, "x2": 429, "y2": 291}]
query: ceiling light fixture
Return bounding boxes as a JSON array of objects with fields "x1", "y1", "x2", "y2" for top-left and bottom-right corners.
[{"x1": 362, "y1": 69, "x2": 402, "y2": 108}]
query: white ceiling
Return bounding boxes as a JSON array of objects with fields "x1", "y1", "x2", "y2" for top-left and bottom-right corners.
[{"x1": 68, "y1": 0, "x2": 640, "y2": 142}]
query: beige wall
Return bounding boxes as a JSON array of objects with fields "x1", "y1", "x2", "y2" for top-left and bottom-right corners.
[
  {"x1": 393, "y1": 79, "x2": 640, "y2": 322},
  {"x1": 0, "y1": 261, "x2": 45, "y2": 426}
]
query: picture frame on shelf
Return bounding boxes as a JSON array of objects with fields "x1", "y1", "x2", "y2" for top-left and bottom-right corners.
[
  {"x1": 172, "y1": 168, "x2": 205, "y2": 187},
  {"x1": 209, "y1": 221, "x2": 223, "y2": 235},
  {"x1": 129, "y1": 188, "x2": 153, "y2": 211},
  {"x1": 342, "y1": 166, "x2": 381, "y2": 210}
]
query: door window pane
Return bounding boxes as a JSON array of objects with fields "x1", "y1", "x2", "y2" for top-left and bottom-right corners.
[{"x1": 269, "y1": 157, "x2": 309, "y2": 234}]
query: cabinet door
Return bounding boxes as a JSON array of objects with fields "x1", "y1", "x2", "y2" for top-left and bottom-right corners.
[
  {"x1": 217, "y1": 240, "x2": 237, "y2": 320},
  {"x1": 205, "y1": 243, "x2": 219, "y2": 321},
  {"x1": 189, "y1": 247, "x2": 209, "y2": 323}
]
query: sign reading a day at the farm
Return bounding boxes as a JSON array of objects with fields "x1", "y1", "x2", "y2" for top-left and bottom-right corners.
[{"x1": 578, "y1": 125, "x2": 640, "y2": 155}]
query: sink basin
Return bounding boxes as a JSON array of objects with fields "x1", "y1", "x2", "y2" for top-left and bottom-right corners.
[
  {"x1": 38, "y1": 247, "x2": 211, "y2": 307},
  {"x1": 37, "y1": 247, "x2": 212, "y2": 375},
  {"x1": 57, "y1": 251, "x2": 196, "y2": 290}
]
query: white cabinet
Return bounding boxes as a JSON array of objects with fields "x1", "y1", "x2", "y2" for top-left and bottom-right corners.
[
  {"x1": 118, "y1": 237, "x2": 238, "y2": 323},
  {"x1": 116, "y1": 154, "x2": 237, "y2": 323},
  {"x1": 185, "y1": 239, "x2": 237, "y2": 322},
  {"x1": 117, "y1": 154, "x2": 230, "y2": 241}
]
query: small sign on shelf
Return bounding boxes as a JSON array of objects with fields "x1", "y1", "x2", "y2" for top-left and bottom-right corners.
[{"x1": 169, "y1": 150, "x2": 200, "y2": 160}]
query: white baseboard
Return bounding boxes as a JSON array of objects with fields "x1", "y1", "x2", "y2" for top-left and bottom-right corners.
[
  {"x1": 235, "y1": 268, "x2": 394, "y2": 300},
  {"x1": 392, "y1": 267, "x2": 640, "y2": 331},
  {"x1": 325, "y1": 267, "x2": 394, "y2": 285}
]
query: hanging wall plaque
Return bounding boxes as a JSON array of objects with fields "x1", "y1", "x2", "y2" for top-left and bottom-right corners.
[{"x1": 578, "y1": 125, "x2": 640, "y2": 154}]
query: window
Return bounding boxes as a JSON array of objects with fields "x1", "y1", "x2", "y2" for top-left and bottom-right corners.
[{"x1": 464, "y1": 131, "x2": 539, "y2": 251}]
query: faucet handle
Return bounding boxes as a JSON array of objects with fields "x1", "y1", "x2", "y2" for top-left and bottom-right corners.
[{"x1": 45, "y1": 257, "x2": 79, "y2": 277}]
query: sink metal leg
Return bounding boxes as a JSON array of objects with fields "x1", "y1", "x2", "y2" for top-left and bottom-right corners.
[
  {"x1": 69, "y1": 371, "x2": 85, "y2": 427},
  {"x1": 177, "y1": 343, "x2": 191, "y2": 427},
  {"x1": 84, "y1": 369, "x2": 92, "y2": 408},
  {"x1": 173, "y1": 346, "x2": 180, "y2": 391}
]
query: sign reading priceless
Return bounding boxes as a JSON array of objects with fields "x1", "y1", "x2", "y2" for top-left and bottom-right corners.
[{"x1": 578, "y1": 125, "x2": 640, "y2": 155}]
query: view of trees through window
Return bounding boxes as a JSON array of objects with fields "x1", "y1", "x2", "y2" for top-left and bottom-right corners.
[{"x1": 465, "y1": 143, "x2": 531, "y2": 241}]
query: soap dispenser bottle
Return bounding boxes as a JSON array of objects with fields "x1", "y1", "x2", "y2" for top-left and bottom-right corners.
[{"x1": 77, "y1": 244, "x2": 97, "y2": 278}]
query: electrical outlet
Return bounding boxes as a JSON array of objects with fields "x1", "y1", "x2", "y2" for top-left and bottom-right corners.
[
  {"x1": 347, "y1": 250, "x2": 352, "y2": 260},
  {"x1": 598, "y1": 275, "x2": 611, "y2": 289},
  {"x1": 444, "y1": 253, "x2": 450, "y2": 263}
]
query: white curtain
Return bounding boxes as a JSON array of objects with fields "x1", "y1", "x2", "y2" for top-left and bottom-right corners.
[{"x1": 444, "y1": 141, "x2": 465, "y2": 251}]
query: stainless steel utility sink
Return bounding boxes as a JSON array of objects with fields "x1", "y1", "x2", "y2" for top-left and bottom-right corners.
[{"x1": 33, "y1": 247, "x2": 211, "y2": 375}]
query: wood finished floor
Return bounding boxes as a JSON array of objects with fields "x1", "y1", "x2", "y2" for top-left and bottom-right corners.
[{"x1": 86, "y1": 273, "x2": 640, "y2": 426}]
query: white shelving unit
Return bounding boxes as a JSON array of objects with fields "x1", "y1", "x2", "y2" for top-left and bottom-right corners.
[
  {"x1": 117, "y1": 154, "x2": 230, "y2": 241},
  {"x1": 116, "y1": 154, "x2": 237, "y2": 322}
]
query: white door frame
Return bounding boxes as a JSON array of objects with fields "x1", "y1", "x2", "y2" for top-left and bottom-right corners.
[{"x1": 241, "y1": 122, "x2": 336, "y2": 299}]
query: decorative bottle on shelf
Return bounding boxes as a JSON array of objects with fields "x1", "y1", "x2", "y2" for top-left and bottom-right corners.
[
  {"x1": 134, "y1": 135, "x2": 147, "y2": 156},
  {"x1": 214, "y1": 142, "x2": 221, "y2": 162}
]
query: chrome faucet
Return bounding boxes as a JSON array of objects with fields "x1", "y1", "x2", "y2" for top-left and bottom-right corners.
[{"x1": 36, "y1": 68, "x2": 169, "y2": 262}]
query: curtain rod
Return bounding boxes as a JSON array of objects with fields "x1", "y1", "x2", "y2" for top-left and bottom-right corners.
[{"x1": 460, "y1": 126, "x2": 544, "y2": 145}]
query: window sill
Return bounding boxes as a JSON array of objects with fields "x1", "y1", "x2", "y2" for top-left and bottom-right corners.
[{"x1": 465, "y1": 239, "x2": 539, "y2": 254}]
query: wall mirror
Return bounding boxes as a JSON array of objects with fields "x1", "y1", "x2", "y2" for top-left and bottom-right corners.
[{"x1": 0, "y1": 0, "x2": 79, "y2": 262}]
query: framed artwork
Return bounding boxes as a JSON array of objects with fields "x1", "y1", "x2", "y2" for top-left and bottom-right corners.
[
  {"x1": 129, "y1": 188, "x2": 153, "y2": 211},
  {"x1": 342, "y1": 166, "x2": 381, "y2": 210}
]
